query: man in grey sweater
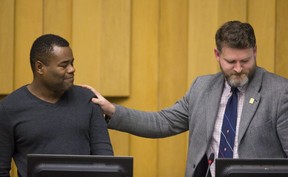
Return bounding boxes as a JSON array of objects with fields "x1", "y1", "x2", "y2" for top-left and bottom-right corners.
[{"x1": 0, "y1": 34, "x2": 113, "y2": 177}]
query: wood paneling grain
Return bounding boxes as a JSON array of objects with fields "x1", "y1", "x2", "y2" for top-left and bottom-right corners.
[
  {"x1": 14, "y1": 0, "x2": 43, "y2": 88},
  {"x1": 188, "y1": 0, "x2": 219, "y2": 85},
  {"x1": 275, "y1": 0, "x2": 288, "y2": 78},
  {"x1": 43, "y1": 0, "x2": 72, "y2": 41},
  {"x1": 0, "y1": 0, "x2": 14, "y2": 94},
  {"x1": 248, "y1": 0, "x2": 276, "y2": 72},
  {"x1": 127, "y1": 1, "x2": 159, "y2": 176},
  {"x1": 158, "y1": 0, "x2": 188, "y2": 177},
  {"x1": 72, "y1": 0, "x2": 131, "y2": 96}
]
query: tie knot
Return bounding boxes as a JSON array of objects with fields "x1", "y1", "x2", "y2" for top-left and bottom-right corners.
[{"x1": 231, "y1": 87, "x2": 238, "y2": 94}]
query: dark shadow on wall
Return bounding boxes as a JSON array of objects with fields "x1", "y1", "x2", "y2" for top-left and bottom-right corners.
[{"x1": 0, "y1": 95, "x2": 7, "y2": 100}]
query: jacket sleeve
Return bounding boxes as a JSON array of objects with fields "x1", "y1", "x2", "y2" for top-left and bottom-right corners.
[
  {"x1": 107, "y1": 85, "x2": 193, "y2": 138},
  {"x1": 276, "y1": 83, "x2": 288, "y2": 157}
]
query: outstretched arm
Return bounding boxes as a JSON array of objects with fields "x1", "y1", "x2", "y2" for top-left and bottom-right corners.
[
  {"x1": 82, "y1": 85, "x2": 115, "y2": 117},
  {"x1": 83, "y1": 84, "x2": 189, "y2": 138}
]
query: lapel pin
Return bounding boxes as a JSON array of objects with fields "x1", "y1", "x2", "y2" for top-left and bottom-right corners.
[{"x1": 249, "y1": 98, "x2": 255, "y2": 104}]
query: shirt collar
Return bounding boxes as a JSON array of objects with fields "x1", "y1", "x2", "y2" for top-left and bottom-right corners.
[{"x1": 224, "y1": 81, "x2": 248, "y2": 93}]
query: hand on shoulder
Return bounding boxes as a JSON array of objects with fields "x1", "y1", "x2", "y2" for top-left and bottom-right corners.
[{"x1": 81, "y1": 85, "x2": 115, "y2": 117}]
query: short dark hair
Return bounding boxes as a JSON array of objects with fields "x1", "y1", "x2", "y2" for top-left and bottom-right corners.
[
  {"x1": 215, "y1": 21, "x2": 256, "y2": 52},
  {"x1": 30, "y1": 34, "x2": 69, "y2": 72}
]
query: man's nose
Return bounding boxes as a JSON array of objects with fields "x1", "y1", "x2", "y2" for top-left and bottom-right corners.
[
  {"x1": 234, "y1": 62, "x2": 242, "y2": 73},
  {"x1": 67, "y1": 64, "x2": 75, "y2": 73}
]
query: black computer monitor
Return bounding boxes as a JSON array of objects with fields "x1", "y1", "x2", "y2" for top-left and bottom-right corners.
[
  {"x1": 216, "y1": 158, "x2": 288, "y2": 177},
  {"x1": 27, "y1": 154, "x2": 133, "y2": 177}
]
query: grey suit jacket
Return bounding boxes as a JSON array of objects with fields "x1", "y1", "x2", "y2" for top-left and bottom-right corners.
[{"x1": 108, "y1": 67, "x2": 288, "y2": 177}]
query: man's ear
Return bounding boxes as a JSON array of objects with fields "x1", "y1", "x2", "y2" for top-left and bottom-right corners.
[
  {"x1": 214, "y1": 48, "x2": 220, "y2": 62},
  {"x1": 253, "y1": 45, "x2": 257, "y2": 57},
  {"x1": 35, "y1": 61, "x2": 45, "y2": 74}
]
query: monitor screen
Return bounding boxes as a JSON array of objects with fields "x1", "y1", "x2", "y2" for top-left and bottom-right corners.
[
  {"x1": 216, "y1": 158, "x2": 288, "y2": 177},
  {"x1": 27, "y1": 154, "x2": 133, "y2": 177}
]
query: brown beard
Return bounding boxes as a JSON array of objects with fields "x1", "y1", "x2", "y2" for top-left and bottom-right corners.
[
  {"x1": 227, "y1": 73, "x2": 249, "y2": 87},
  {"x1": 226, "y1": 66, "x2": 256, "y2": 87}
]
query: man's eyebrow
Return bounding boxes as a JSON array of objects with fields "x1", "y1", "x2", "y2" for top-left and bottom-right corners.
[
  {"x1": 61, "y1": 58, "x2": 74, "y2": 62},
  {"x1": 223, "y1": 56, "x2": 252, "y2": 61}
]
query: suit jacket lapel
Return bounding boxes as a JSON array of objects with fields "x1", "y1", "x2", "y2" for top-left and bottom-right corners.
[
  {"x1": 238, "y1": 67, "x2": 263, "y2": 143},
  {"x1": 205, "y1": 74, "x2": 225, "y2": 141}
]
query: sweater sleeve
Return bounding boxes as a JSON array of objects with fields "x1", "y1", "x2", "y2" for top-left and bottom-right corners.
[
  {"x1": 0, "y1": 104, "x2": 13, "y2": 177},
  {"x1": 89, "y1": 103, "x2": 114, "y2": 155}
]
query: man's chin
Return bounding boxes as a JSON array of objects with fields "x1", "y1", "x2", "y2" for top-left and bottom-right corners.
[
  {"x1": 228, "y1": 77, "x2": 248, "y2": 87},
  {"x1": 63, "y1": 83, "x2": 74, "y2": 91},
  {"x1": 67, "y1": 83, "x2": 74, "y2": 89}
]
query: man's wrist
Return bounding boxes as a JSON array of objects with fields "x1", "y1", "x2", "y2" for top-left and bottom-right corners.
[{"x1": 106, "y1": 104, "x2": 116, "y2": 117}]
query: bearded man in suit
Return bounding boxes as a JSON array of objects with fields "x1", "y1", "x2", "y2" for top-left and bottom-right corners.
[{"x1": 84, "y1": 20, "x2": 288, "y2": 177}]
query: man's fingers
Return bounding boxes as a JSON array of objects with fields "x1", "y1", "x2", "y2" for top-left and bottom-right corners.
[
  {"x1": 91, "y1": 97, "x2": 99, "y2": 104},
  {"x1": 82, "y1": 84, "x2": 115, "y2": 116}
]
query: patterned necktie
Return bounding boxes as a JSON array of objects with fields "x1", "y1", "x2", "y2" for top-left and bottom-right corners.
[{"x1": 218, "y1": 87, "x2": 238, "y2": 158}]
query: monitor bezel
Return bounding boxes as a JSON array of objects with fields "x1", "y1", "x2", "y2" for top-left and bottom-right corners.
[
  {"x1": 27, "y1": 154, "x2": 133, "y2": 177},
  {"x1": 216, "y1": 158, "x2": 288, "y2": 177}
]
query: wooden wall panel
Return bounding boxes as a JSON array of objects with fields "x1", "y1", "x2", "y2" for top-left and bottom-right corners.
[
  {"x1": 72, "y1": 0, "x2": 102, "y2": 92},
  {"x1": 14, "y1": 0, "x2": 43, "y2": 89},
  {"x1": 158, "y1": 0, "x2": 188, "y2": 177},
  {"x1": 43, "y1": 0, "x2": 72, "y2": 41},
  {"x1": 248, "y1": 0, "x2": 276, "y2": 72},
  {"x1": 99, "y1": 0, "x2": 131, "y2": 96},
  {"x1": 188, "y1": 0, "x2": 219, "y2": 85},
  {"x1": 126, "y1": 1, "x2": 159, "y2": 177},
  {"x1": 217, "y1": 0, "x2": 247, "y2": 24},
  {"x1": 73, "y1": 0, "x2": 130, "y2": 97},
  {"x1": 275, "y1": 0, "x2": 288, "y2": 78},
  {"x1": 0, "y1": 0, "x2": 14, "y2": 94}
]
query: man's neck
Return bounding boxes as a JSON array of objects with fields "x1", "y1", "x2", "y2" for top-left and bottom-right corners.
[{"x1": 27, "y1": 83, "x2": 64, "y2": 104}]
